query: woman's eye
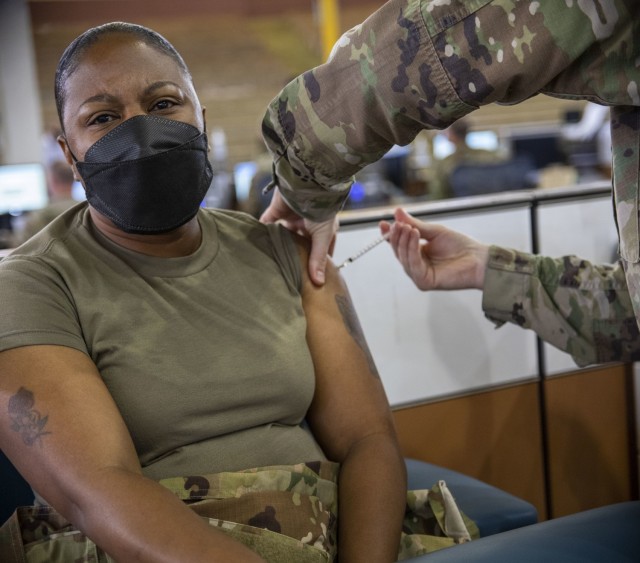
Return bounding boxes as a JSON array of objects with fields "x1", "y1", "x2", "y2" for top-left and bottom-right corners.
[
  {"x1": 89, "y1": 114, "x2": 114, "y2": 125},
  {"x1": 152, "y1": 100, "x2": 176, "y2": 111}
]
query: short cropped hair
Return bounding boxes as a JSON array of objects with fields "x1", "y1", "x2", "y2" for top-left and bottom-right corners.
[
  {"x1": 448, "y1": 119, "x2": 470, "y2": 140},
  {"x1": 54, "y1": 22, "x2": 191, "y2": 129}
]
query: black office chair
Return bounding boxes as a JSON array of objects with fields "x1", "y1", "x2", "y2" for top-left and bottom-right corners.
[
  {"x1": 449, "y1": 155, "x2": 537, "y2": 198},
  {"x1": 0, "y1": 449, "x2": 33, "y2": 524}
]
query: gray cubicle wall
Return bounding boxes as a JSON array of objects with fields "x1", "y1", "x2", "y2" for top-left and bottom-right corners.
[
  {"x1": 334, "y1": 183, "x2": 614, "y2": 408},
  {"x1": 335, "y1": 196, "x2": 537, "y2": 408}
]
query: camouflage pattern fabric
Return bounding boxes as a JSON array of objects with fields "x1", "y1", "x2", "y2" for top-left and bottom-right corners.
[
  {"x1": 399, "y1": 479, "x2": 479, "y2": 559},
  {"x1": 0, "y1": 462, "x2": 478, "y2": 562},
  {"x1": 261, "y1": 0, "x2": 640, "y2": 357},
  {"x1": 162, "y1": 461, "x2": 339, "y2": 562},
  {"x1": 262, "y1": 0, "x2": 638, "y2": 220},
  {"x1": 483, "y1": 246, "x2": 640, "y2": 366}
]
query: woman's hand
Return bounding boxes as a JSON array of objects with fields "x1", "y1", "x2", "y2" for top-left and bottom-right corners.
[{"x1": 380, "y1": 208, "x2": 489, "y2": 291}]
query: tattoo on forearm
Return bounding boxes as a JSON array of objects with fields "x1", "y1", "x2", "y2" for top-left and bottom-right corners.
[
  {"x1": 8, "y1": 387, "x2": 51, "y2": 446},
  {"x1": 335, "y1": 294, "x2": 380, "y2": 379}
]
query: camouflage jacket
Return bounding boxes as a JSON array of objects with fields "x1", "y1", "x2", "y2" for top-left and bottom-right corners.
[
  {"x1": 482, "y1": 247, "x2": 640, "y2": 366},
  {"x1": 262, "y1": 0, "x2": 640, "y2": 364}
]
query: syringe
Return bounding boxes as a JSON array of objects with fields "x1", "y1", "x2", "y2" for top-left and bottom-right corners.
[{"x1": 337, "y1": 232, "x2": 390, "y2": 269}]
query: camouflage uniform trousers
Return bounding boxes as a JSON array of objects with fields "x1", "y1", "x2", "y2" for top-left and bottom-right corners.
[{"x1": 0, "y1": 461, "x2": 478, "y2": 562}]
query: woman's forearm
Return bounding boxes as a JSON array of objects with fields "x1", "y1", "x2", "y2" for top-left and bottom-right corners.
[
  {"x1": 337, "y1": 432, "x2": 407, "y2": 563},
  {"x1": 66, "y1": 467, "x2": 264, "y2": 563}
]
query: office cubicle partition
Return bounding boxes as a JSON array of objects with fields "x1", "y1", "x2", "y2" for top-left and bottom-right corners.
[{"x1": 335, "y1": 182, "x2": 636, "y2": 519}]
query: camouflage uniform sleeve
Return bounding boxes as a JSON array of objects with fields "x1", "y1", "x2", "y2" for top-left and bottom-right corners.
[
  {"x1": 482, "y1": 246, "x2": 640, "y2": 367},
  {"x1": 261, "y1": 0, "x2": 638, "y2": 220}
]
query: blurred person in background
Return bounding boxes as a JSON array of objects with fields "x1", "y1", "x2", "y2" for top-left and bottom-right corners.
[
  {"x1": 429, "y1": 119, "x2": 504, "y2": 200},
  {"x1": 12, "y1": 160, "x2": 77, "y2": 246}
]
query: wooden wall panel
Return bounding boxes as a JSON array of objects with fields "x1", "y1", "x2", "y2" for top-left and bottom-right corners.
[
  {"x1": 392, "y1": 383, "x2": 547, "y2": 518},
  {"x1": 392, "y1": 366, "x2": 638, "y2": 523},
  {"x1": 545, "y1": 364, "x2": 636, "y2": 518}
]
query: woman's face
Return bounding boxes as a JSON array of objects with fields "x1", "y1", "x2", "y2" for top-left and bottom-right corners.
[{"x1": 59, "y1": 33, "x2": 204, "y2": 164}]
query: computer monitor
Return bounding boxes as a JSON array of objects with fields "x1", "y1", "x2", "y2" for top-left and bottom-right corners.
[
  {"x1": 432, "y1": 130, "x2": 500, "y2": 160},
  {"x1": 467, "y1": 130, "x2": 500, "y2": 152},
  {"x1": 0, "y1": 163, "x2": 48, "y2": 214},
  {"x1": 71, "y1": 180, "x2": 86, "y2": 202},
  {"x1": 233, "y1": 161, "x2": 258, "y2": 202},
  {"x1": 509, "y1": 130, "x2": 565, "y2": 170}
]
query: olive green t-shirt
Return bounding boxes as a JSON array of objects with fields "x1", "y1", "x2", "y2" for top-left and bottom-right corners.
[{"x1": 0, "y1": 203, "x2": 325, "y2": 479}]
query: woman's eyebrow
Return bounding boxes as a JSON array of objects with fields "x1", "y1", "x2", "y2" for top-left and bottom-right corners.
[
  {"x1": 78, "y1": 82, "x2": 183, "y2": 109},
  {"x1": 143, "y1": 81, "x2": 183, "y2": 96},
  {"x1": 79, "y1": 93, "x2": 119, "y2": 108}
]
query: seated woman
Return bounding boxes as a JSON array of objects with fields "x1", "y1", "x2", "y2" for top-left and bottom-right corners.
[{"x1": 0, "y1": 22, "x2": 469, "y2": 563}]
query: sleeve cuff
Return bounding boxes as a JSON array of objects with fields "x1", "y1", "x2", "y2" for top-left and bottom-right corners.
[
  {"x1": 274, "y1": 155, "x2": 353, "y2": 222},
  {"x1": 482, "y1": 246, "x2": 537, "y2": 327}
]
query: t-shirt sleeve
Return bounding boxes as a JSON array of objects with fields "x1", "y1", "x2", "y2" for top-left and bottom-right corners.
[
  {"x1": 0, "y1": 256, "x2": 88, "y2": 354},
  {"x1": 264, "y1": 223, "x2": 303, "y2": 295}
]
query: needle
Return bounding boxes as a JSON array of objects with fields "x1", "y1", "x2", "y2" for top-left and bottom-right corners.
[{"x1": 337, "y1": 232, "x2": 391, "y2": 269}]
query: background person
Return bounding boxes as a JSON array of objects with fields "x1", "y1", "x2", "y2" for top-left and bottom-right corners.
[
  {"x1": 237, "y1": 138, "x2": 275, "y2": 218},
  {"x1": 12, "y1": 159, "x2": 77, "y2": 245},
  {"x1": 429, "y1": 119, "x2": 504, "y2": 200}
]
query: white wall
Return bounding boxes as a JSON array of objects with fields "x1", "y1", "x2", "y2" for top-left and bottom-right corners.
[
  {"x1": 334, "y1": 189, "x2": 617, "y2": 407},
  {"x1": 0, "y1": 0, "x2": 43, "y2": 164},
  {"x1": 334, "y1": 206, "x2": 538, "y2": 407}
]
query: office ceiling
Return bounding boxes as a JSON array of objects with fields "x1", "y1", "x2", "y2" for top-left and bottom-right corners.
[{"x1": 28, "y1": 0, "x2": 382, "y2": 26}]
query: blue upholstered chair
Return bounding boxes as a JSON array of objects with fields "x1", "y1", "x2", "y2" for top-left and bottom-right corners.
[
  {"x1": 404, "y1": 458, "x2": 538, "y2": 537},
  {"x1": 407, "y1": 501, "x2": 640, "y2": 562},
  {"x1": 405, "y1": 459, "x2": 640, "y2": 562},
  {"x1": 0, "y1": 449, "x2": 33, "y2": 524},
  {"x1": 449, "y1": 154, "x2": 537, "y2": 198}
]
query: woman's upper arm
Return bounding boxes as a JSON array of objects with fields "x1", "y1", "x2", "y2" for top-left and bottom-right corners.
[
  {"x1": 294, "y1": 238, "x2": 398, "y2": 462},
  {"x1": 0, "y1": 344, "x2": 140, "y2": 516}
]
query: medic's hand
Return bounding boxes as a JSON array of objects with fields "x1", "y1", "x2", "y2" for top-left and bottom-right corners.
[
  {"x1": 260, "y1": 188, "x2": 338, "y2": 286},
  {"x1": 380, "y1": 208, "x2": 489, "y2": 291}
]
